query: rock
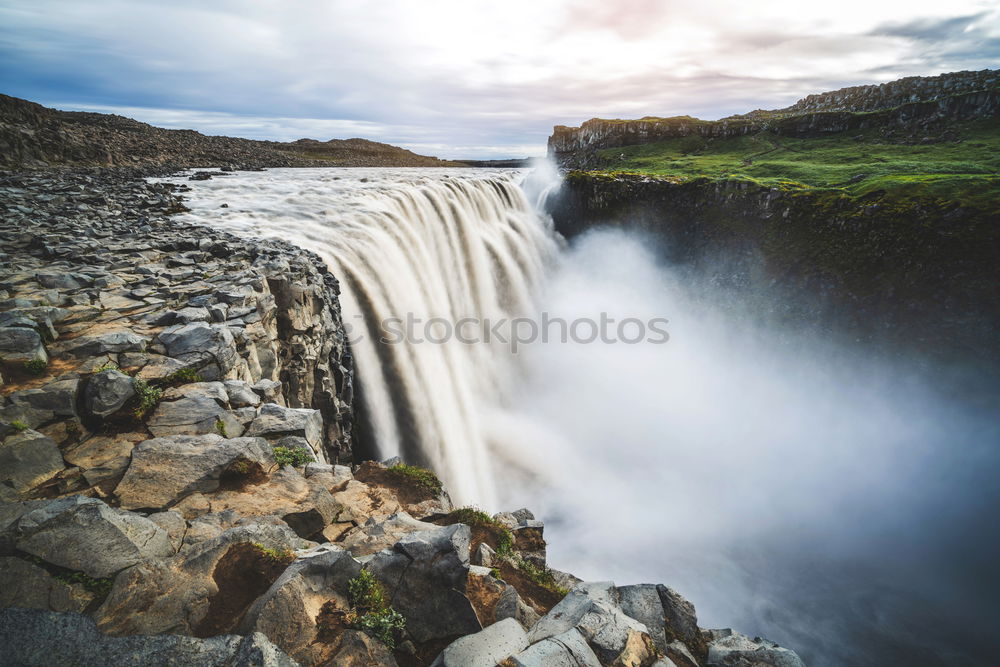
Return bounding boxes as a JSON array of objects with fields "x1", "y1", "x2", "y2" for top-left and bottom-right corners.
[
  {"x1": 0, "y1": 326, "x2": 47, "y2": 363},
  {"x1": 529, "y1": 581, "x2": 657, "y2": 666},
  {"x1": 472, "y1": 542, "x2": 496, "y2": 567},
  {"x1": 162, "y1": 381, "x2": 229, "y2": 405},
  {"x1": 252, "y1": 379, "x2": 283, "y2": 403},
  {"x1": 15, "y1": 496, "x2": 173, "y2": 578},
  {"x1": 0, "y1": 556, "x2": 94, "y2": 613},
  {"x1": 432, "y1": 617, "x2": 529, "y2": 667},
  {"x1": 246, "y1": 402, "x2": 324, "y2": 450},
  {"x1": 618, "y1": 583, "x2": 704, "y2": 658},
  {"x1": 158, "y1": 322, "x2": 239, "y2": 377},
  {"x1": 329, "y1": 629, "x2": 399, "y2": 667},
  {"x1": 506, "y1": 628, "x2": 601, "y2": 667},
  {"x1": 147, "y1": 510, "x2": 186, "y2": 553},
  {"x1": 62, "y1": 329, "x2": 148, "y2": 356},
  {"x1": 495, "y1": 584, "x2": 541, "y2": 630},
  {"x1": 7, "y1": 378, "x2": 78, "y2": 418},
  {"x1": 83, "y1": 369, "x2": 136, "y2": 418},
  {"x1": 225, "y1": 379, "x2": 261, "y2": 407},
  {"x1": 146, "y1": 395, "x2": 242, "y2": 438},
  {"x1": 367, "y1": 523, "x2": 482, "y2": 643},
  {"x1": 96, "y1": 522, "x2": 305, "y2": 636},
  {"x1": 241, "y1": 546, "x2": 362, "y2": 665},
  {"x1": 0, "y1": 429, "x2": 64, "y2": 495},
  {"x1": 115, "y1": 434, "x2": 275, "y2": 510},
  {"x1": 36, "y1": 272, "x2": 81, "y2": 290},
  {"x1": 339, "y1": 512, "x2": 439, "y2": 557},
  {"x1": 705, "y1": 629, "x2": 806, "y2": 667},
  {"x1": 0, "y1": 607, "x2": 298, "y2": 667}
]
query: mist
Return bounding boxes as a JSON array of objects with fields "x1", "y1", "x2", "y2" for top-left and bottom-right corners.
[{"x1": 492, "y1": 228, "x2": 1000, "y2": 666}]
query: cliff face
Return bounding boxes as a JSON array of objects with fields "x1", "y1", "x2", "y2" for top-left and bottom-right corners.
[
  {"x1": 549, "y1": 69, "x2": 1000, "y2": 165},
  {"x1": 0, "y1": 95, "x2": 461, "y2": 169},
  {"x1": 547, "y1": 172, "x2": 1000, "y2": 367}
]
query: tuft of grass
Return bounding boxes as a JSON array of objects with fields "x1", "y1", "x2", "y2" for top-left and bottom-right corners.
[
  {"x1": 11, "y1": 420, "x2": 29, "y2": 432},
  {"x1": 95, "y1": 361, "x2": 120, "y2": 373},
  {"x1": 215, "y1": 419, "x2": 228, "y2": 437},
  {"x1": 23, "y1": 359, "x2": 48, "y2": 376},
  {"x1": 273, "y1": 445, "x2": 313, "y2": 467},
  {"x1": 163, "y1": 367, "x2": 203, "y2": 385},
  {"x1": 22, "y1": 555, "x2": 113, "y2": 596},
  {"x1": 512, "y1": 556, "x2": 569, "y2": 597},
  {"x1": 131, "y1": 378, "x2": 163, "y2": 419},
  {"x1": 446, "y1": 507, "x2": 515, "y2": 557},
  {"x1": 250, "y1": 542, "x2": 295, "y2": 564},
  {"x1": 347, "y1": 570, "x2": 406, "y2": 649},
  {"x1": 388, "y1": 463, "x2": 443, "y2": 496}
]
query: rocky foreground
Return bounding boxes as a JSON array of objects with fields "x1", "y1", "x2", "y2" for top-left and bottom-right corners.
[{"x1": 0, "y1": 168, "x2": 805, "y2": 667}]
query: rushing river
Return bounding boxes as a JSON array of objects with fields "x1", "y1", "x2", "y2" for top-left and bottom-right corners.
[{"x1": 160, "y1": 167, "x2": 1000, "y2": 667}]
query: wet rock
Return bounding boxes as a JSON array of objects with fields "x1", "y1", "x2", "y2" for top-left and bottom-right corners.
[
  {"x1": 0, "y1": 608, "x2": 298, "y2": 667},
  {"x1": 83, "y1": 369, "x2": 136, "y2": 418},
  {"x1": 0, "y1": 429, "x2": 64, "y2": 496},
  {"x1": 15, "y1": 496, "x2": 173, "y2": 578},
  {"x1": 115, "y1": 434, "x2": 275, "y2": 510}
]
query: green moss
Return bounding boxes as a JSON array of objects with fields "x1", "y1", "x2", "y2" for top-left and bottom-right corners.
[
  {"x1": 23, "y1": 359, "x2": 47, "y2": 375},
  {"x1": 215, "y1": 419, "x2": 228, "y2": 437},
  {"x1": 163, "y1": 368, "x2": 203, "y2": 385},
  {"x1": 347, "y1": 570, "x2": 406, "y2": 649},
  {"x1": 387, "y1": 463, "x2": 443, "y2": 496},
  {"x1": 273, "y1": 445, "x2": 313, "y2": 467},
  {"x1": 445, "y1": 507, "x2": 515, "y2": 557},
  {"x1": 512, "y1": 556, "x2": 569, "y2": 597},
  {"x1": 250, "y1": 542, "x2": 296, "y2": 564},
  {"x1": 11, "y1": 420, "x2": 29, "y2": 432}
]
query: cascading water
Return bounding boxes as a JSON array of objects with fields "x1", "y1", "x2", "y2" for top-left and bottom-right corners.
[{"x1": 163, "y1": 167, "x2": 560, "y2": 506}]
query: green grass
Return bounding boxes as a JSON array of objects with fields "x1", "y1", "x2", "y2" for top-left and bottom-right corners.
[
  {"x1": 445, "y1": 507, "x2": 515, "y2": 556},
  {"x1": 387, "y1": 463, "x2": 443, "y2": 496},
  {"x1": 347, "y1": 570, "x2": 406, "y2": 649},
  {"x1": 250, "y1": 542, "x2": 295, "y2": 564},
  {"x1": 131, "y1": 378, "x2": 163, "y2": 419},
  {"x1": 273, "y1": 445, "x2": 313, "y2": 467},
  {"x1": 23, "y1": 359, "x2": 48, "y2": 376},
  {"x1": 11, "y1": 420, "x2": 29, "y2": 432},
  {"x1": 591, "y1": 117, "x2": 1000, "y2": 209}
]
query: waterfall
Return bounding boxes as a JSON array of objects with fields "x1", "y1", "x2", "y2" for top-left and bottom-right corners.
[{"x1": 163, "y1": 168, "x2": 560, "y2": 506}]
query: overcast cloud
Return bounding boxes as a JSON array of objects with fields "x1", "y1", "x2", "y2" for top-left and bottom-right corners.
[{"x1": 1, "y1": 0, "x2": 998, "y2": 158}]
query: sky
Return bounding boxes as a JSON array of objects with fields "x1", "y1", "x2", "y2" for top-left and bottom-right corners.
[{"x1": 1, "y1": 0, "x2": 998, "y2": 158}]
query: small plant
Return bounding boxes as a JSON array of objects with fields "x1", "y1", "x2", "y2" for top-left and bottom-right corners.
[
  {"x1": 229, "y1": 458, "x2": 251, "y2": 474},
  {"x1": 164, "y1": 367, "x2": 203, "y2": 385},
  {"x1": 132, "y1": 378, "x2": 163, "y2": 419},
  {"x1": 11, "y1": 420, "x2": 29, "y2": 432},
  {"x1": 273, "y1": 445, "x2": 313, "y2": 467},
  {"x1": 347, "y1": 570, "x2": 406, "y2": 649},
  {"x1": 489, "y1": 567, "x2": 502, "y2": 579},
  {"x1": 23, "y1": 359, "x2": 47, "y2": 375},
  {"x1": 54, "y1": 570, "x2": 114, "y2": 596},
  {"x1": 95, "y1": 361, "x2": 120, "y2": 373},
  {"x1": 513, "y1": 556, "x2": 569, "y2": 597},
  {"x1": 388, "y1": 463, "x2": 443, "y2": 496},
  {"x1": 215, "y1": 419, "x2": 228, "y2": 437},
  {"x1": 250, "y1": 542, "x2": 295, "y2": 564}
]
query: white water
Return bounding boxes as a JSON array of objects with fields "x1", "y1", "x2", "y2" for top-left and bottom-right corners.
[
  {"x1": 161, "y1": 167, "x2": 559, "y2": 506},
  {"x1": 164, "y1": 167, "x2": 999, "y2": 666}
]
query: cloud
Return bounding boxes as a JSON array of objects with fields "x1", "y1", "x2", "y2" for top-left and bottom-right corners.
[{"x1": 0, "y1": 0, "x2": 997, "y2": 158}]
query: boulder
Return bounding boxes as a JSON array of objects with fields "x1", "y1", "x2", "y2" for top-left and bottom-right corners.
[
  {"x1": 225, "y1": 379, "x2": 261, "y2": 407},
  {"x1": 83, "y1": 370, "x2": 136, "y2": 418},
  {"x1": 15, "y1": 496, "x2": 173, "y2": 578},
  {"x1": 0, "y1": 326, "x2": 47, "y2": 363},
  {"x1": 246, "y1": 402, "x2": 324, "y2": 449},
  {"x1": 618, "y1": 583, "x2": 704, "y2": 657},
  {"x1": 0, "y1": 556, "x2": 94, "y2": 613},
  {"x1": 0, "y1": 608, "x2": 298, "y2": 667},
  {"x1": 7, "y1": 378, "x2": 78, "y2": 418},
  {"x1": 115, "y1": 434, "x2": 275, "y2": 510},
  {"x1": 241, "y1": 546, "x2": 362, "y2": 665},
  {"x1": 432, "y1": 617, "x2": 529, "y2": 667},
  {"x1": 506, "y1": 628, "x2": 601, "y2": 667},
  {"x1": 146, "y1": 395, "x2": 242, "y2": 438},
  {"x1": 367, "y1": 523, "x2": 482, "y2": 643},
  {"x1": 158, "y1": 322, "x2": 239, "y2": 377},
  {"x1": 705, "y1": 629, "x2": 805, "y2": 667},
  {"x1": 338, "y1": 512, "x2": 439, "y2": 556},
  {"x1": 62, "y1": 329, "x2": 148, "y2": 356},
  {"x1": 0, "y1": 429, "x2": 64, "y2": 495}
]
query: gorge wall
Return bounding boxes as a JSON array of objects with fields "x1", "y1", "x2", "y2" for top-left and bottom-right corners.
[{"x1": 546, "y1": 173, "x2": 1000, "y2": 369}]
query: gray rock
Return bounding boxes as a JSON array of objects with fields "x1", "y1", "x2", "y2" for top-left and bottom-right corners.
[
  {"x1": 0, "y1": 326, "x2": 47, "y2": 363},
  {"x1": 83, "y1": 370, "x2": 136, "y2": 418},
  {"x1": 0, "y1": 556, "x2": 93, "y2": 613},
  {"x1": 146, "y1": 395, "x2": 242, "y2": 438},
  {"x1": 62, "y1": 329, "x2": 148, "y2": 356},
  {"x1": 367, "y1": 523, "x2": 481, "y2": 643},
  {"x1": 495, "y1": 584, "x2": 541, "y2": 630},
  {"x1": 36, "y1": 272, "x2": 82, "y2": 290},
  {"x1": 706, "y1": 629, "x2": 805, "y2": 667},
  {"x1": 115, "y1": 434, "x2": 275, "y2": 510},
  {"x1": 161, "y1": 381, "x2": 229, "y2": 406},
  {"x1": 8, "y1": 379, "x2": 78, "y2": 418},
  {"x1": 15, "y1": 496, "x2": 173, "y2": 578},
  {"x1": 158, "y1": 322, "x2": 238, "y2": 376},
  {"x1": 224, "y1": 379, "x2": 261, "y2": 407},
  {"x1": 432, "y1": 617, "x2": 528, "y2": 667},
  {"x1": 252, "y1": 378, "x2": 282, "y2": 402},
  {"x1": 0, "y1": 429, "x2": 64, "y2": 495},
  {"x1": 507, "y1": 628, "x2": 601, "y2": 667},
  {"x1": 0, "y1": 608, "x2": 298, "y2": 667},
  {"x1": 246, "y1": 402, "x2": 323, "y2": 449}
]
